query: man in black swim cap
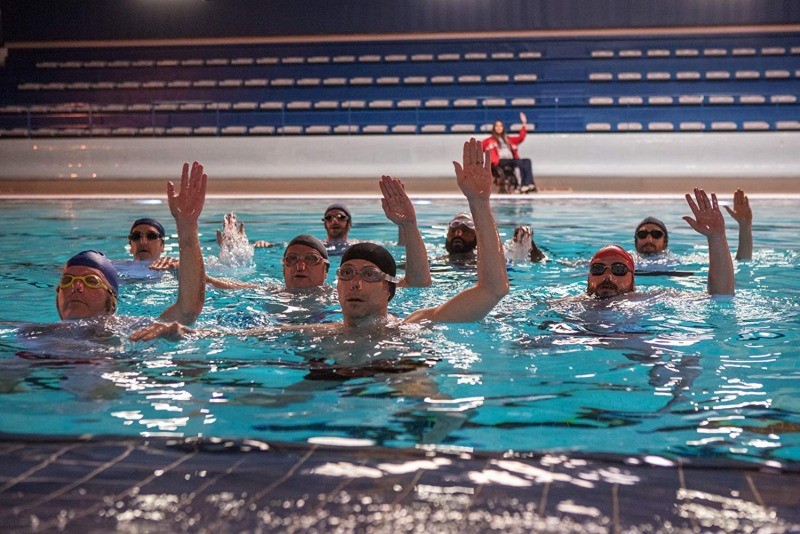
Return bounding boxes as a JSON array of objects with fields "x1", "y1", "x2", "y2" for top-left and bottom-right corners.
[{"x1": 333, "y1": 140, "x2": 508, "y2": 327}]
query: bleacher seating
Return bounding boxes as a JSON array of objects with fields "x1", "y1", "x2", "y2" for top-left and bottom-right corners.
[{"x1": 0, "y1": 32, "x2": 797, "y2": 137}]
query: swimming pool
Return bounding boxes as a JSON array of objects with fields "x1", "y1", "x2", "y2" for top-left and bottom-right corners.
[{"x1": 0, "y1": 195, "x2": 798, "y2": 468}]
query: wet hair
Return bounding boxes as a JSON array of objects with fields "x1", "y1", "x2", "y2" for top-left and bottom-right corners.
[
  {"x1": 340, "y1": 242, "x2": 397, "y2": 301},
  {"x1": 635, "y1": 217, "x2": 668, "y2": 246},
  {"x1": 285, "y1": 234, "x2": 329, "y2": 271},
  {"x1": 65, "y1": 250, "x2": 120, "y2": 296},
  {"x1": 130, "y1": 218, "x2": 165, "y2": 238}
]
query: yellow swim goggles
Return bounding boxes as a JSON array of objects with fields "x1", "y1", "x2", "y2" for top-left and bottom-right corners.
[{"x1": 57, "y1": 273, "x2": 114, "y2": 294}]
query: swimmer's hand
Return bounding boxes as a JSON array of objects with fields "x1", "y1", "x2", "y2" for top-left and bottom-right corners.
[
  {"x1": 130, "y1": 321, "x2": 194, "y2": 341},
  {"x1": 512, "y1": 225, "x2": 532, "y2": 244},
  {"x1": 216, "y1": 212, "x2": 246, "y2": 247},
  {"x1": 454, "y1": 138, "x2": 492, "y2": 200},
  {"x1": 149, "y1": 256, "x2": 179, "y2": 271},
  {"x1": 380, "y1": 175, "x2": 416, "y2": 227},
  {"x1": 723, "y1": 188, "x2": 752, "y2": 227},
  {"x1": 253, "y1": 240, "x2": 274, "y2": 248},
  {"x1": 683, "y1": 188, "x2": 725, "y2": 238}
]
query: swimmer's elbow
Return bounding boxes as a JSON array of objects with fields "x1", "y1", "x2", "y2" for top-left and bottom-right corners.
[{"x1": 489, "y1": 280, "x2": 510, "y2": 300}]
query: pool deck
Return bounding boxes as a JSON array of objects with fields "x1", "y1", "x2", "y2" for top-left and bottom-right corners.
[
  {"x1": 1, "y1": 436, "x2": 797, "y2": 532},
  {"x1": 1, "y1": 176, "x2": 799, "y2": 199}
]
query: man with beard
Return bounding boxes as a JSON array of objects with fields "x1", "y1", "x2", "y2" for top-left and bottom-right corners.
[
  {"x1": 445, "y1": 212, "x2": 478, "y2": 260},
  {"x1": 589, "y1": 188, "x2": 735, "y2": 299},
  {"x1": 634, "y1": 188, "x2": 752, "y2": 261},
  {"x1": 634, "y1": 216, "x2": 669, "y2": 257},
  {"x1": 322, "y1": 203, "x2": 354, "y2": 255}
]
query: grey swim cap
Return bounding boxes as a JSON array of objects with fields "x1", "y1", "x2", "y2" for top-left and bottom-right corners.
[
  {"x1": 285, "y1": 234, "x2": 329, "y2": 260},
  {"x1": 324, "y1": 203, "x2": 352, "y2": 223},
  {"x1": 635, "y1": 217, "x2": 668, "y2": 245}
]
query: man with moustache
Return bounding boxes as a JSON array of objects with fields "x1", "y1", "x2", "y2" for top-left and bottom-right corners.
[
  {"x1": 445, "y1": 212, "x2": 478, "y2": 261},
  {"x1": 588, "y1": 188, "x2": 735, "y2": 299}
]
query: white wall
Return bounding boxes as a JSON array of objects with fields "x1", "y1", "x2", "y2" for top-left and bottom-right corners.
[{"x1": 0, "y1": 133, "x2": 798, "y2": 181}]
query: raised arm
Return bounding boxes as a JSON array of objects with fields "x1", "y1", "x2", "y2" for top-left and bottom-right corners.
[
  {"x1": 723, "y1": 188, "x2": 753, "y2": 261},
  {"x1": 405, "y1": 138, "x2": 509, "y2": 323},
  {"x1": 380, "y1": 175, "x2": 431, "y2": 287},
  {"x1": 683, "y1": 188, "x2": 735, "y2": 295},
  {"x1": 158, "y1": 162, "x2": 208, "y2": 324}
]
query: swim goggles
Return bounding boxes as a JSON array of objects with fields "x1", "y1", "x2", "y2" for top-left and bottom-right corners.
[
  {"x1": 336, "y1": 265, "x2": 399, "y2": 284},
  {"x1": 129, "y1": 230, "x2": 163, "y2": 241},
  {"x1": 635, "y1": 229, "x2": 664, "y2": 240},
  {"x1": 58, "y1": 273, "x2": 114, "y2": 294},
  {"x1": 282, "y1": 253, "x2": 328, "y2": 267},
  {"x1": 589, "y1": 263, "x2": 632, "y2": 276},
  {"x1": 323, "y1": 213, "x2": 349, "y2": 222},
  {"x1": 448, "y1": 219, "x2": 475, "y2": 230}
]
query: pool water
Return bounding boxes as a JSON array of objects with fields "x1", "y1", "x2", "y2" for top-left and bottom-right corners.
[{"x1": 0, "y1": 196, "x2": 798, "y2": 467}]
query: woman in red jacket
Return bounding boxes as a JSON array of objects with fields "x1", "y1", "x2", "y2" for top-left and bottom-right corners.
[{"x1": 481, "y1": 112, "x2": 536, "y2": 193}]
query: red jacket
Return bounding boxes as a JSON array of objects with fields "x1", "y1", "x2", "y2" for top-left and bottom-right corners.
[{"x1": 481, "y1": 126, "x2": 527, "y2": 165}]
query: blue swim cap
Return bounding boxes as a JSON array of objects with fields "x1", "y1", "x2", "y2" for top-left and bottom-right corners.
[
  {"x1": 130, "y1": 218, "x2": 165, "y2": 238},
  {"x1": 65, "y1": 250, "x2": 119, "y2": 296}
]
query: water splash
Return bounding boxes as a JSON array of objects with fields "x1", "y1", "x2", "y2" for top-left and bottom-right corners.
[{"x1": 208, "y1": 213, "x2": 255, "y2": 272}]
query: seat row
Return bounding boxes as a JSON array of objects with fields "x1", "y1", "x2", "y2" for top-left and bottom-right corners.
[
  {"x1": 30, "y1": 44, "x2": 800, "y2": 71},
  {"x1": 0, "y1": 123, "x2": 505, "y2": 137},
  {"x1": 3, "y1": 92, "x2": 796, "y2": 115},
  {"x1": 590, "y1": 45, "x2": 800, "y2": 59},
  {"x1": 0, "y1": 98, "x2": 538, "y2": 114},
  {"x1": 588, "y1": 68, "x2": 800, "y2": 81},
  {"x1": 589, "y1": 94, "x2": 797, "y2": 105},
  {"x1": 3, "y1": 119, "x2": 798, "y2": 138},
  {"x1": 18, "y1": 67, "x2": 799, "y2": 93},
  {"x1": 32, "y1": 51, "x2": 543, "y2": 70},
  {"x1": 16, "y1": 73, "x2": 540, "y2": 92},
  {"x1": 587, "y1": 120, "x2": 800, "y2": 132}
]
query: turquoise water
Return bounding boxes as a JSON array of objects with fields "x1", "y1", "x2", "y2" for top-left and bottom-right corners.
[{"x1": 0, "y1": 197, "x2": 798, "y2": 466}]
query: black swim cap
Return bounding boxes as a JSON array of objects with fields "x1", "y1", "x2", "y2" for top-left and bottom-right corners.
[
  {"x1": 130, "y1": 218, "x2": 165, "y2": 238},
  {"x1": 324, "y1": 203, "x2": 352, "y2": 223},
  {"x1": 65, "y1": 250, "x2": 120, "y2": 296},
  {"x1": 285, "y1": 234, "x2": 329, "y2": 260},
  {"x1": 340, "y1": 242, "x2": 397, "y2": 300},
  {"x1": 635, "y1": 216, "x2": 668, "y2": 246}
]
